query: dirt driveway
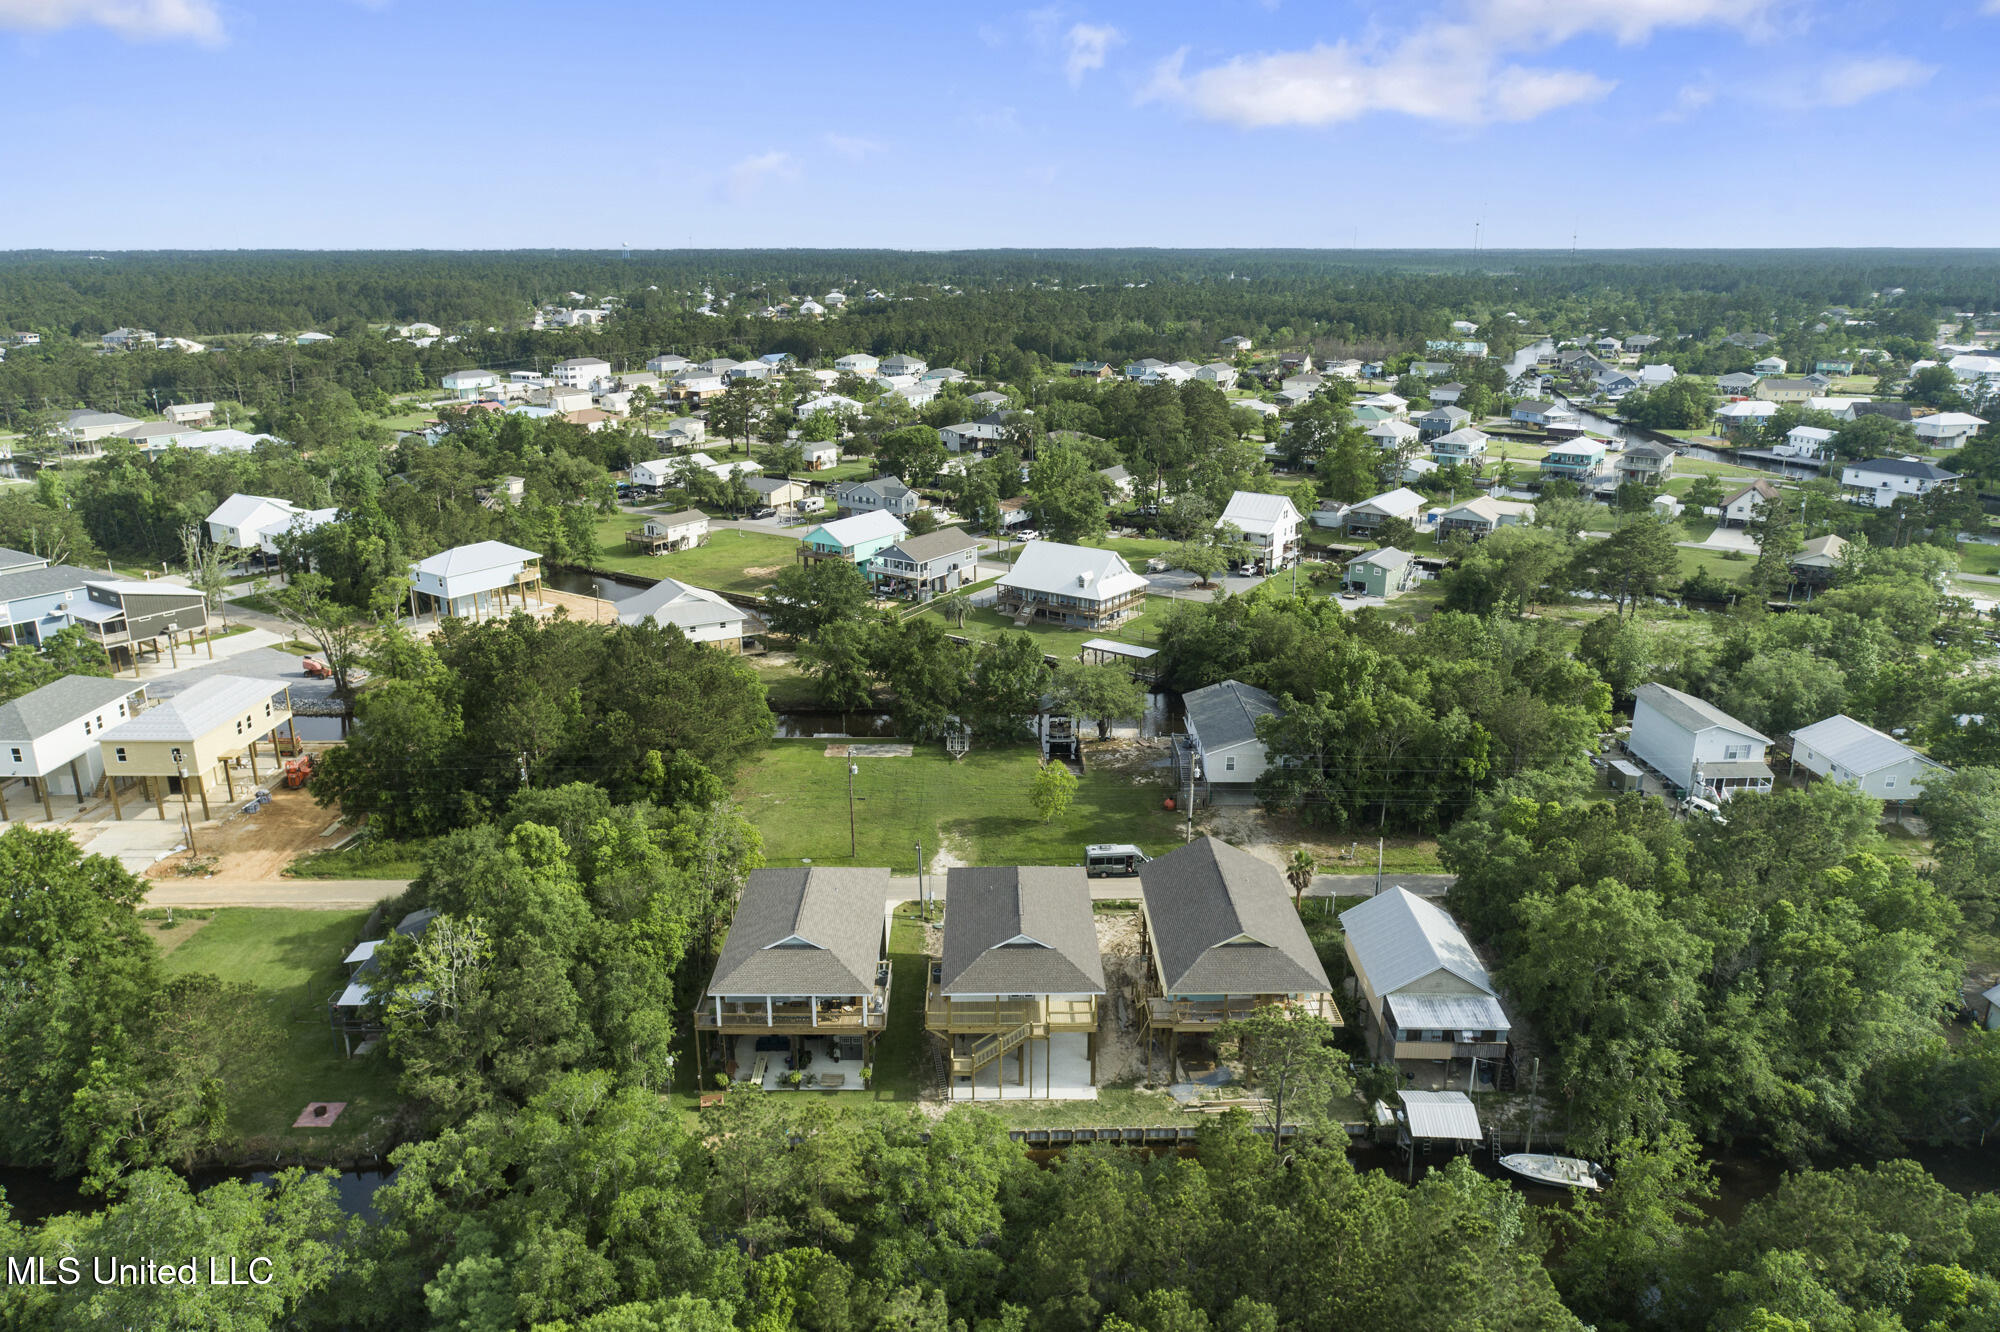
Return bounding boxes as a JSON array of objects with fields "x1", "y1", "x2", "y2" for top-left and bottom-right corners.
[{"x1": 145, "y1": 782, "x2": 349, "y2": 885}]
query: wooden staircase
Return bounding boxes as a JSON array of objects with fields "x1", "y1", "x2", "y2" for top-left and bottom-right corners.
[{"x1": 950, "y1": 1022, "x2": 1038, "y2": 1078}]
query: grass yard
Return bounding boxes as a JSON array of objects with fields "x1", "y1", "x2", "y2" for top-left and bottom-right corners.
[
  {"x1": 585, "y1": 517, "x2": 797, "y2": 596},
  {"x1": 1676, "y1": 545, "x2": 1753, "y2": 583},
  {"x1": 920, "y1": 594, "x2": 1174, "y2": 657},
  {"x1": 161, "y1": 908, "x2": 404, "y2": 1159},
  {"x1": 734, "y1": 740, "x2": 1181, "y2": 868},
  {"x1": 287, "y1": 836, "x2": 434, "y2": 880},
  {"x1": 752, "y1": 656, "x2": 824, "y2": 711},
  {"x1": 1957, "y1": 543, "x2": 2000, "y2": 576}
]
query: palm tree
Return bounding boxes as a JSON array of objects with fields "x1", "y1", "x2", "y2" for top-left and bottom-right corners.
[
  {"x1": 936, "y1": 590, "x2": 971, "y2": 629},
  {"x1": 1285, "y1": 846, "x2": 1318, "y2": 908}
]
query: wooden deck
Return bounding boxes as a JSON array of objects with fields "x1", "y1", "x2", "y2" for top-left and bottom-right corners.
[
  {"x1": 925, "y1": 991, "x2": 1098, "y2": 1033},
  {"x1": 1143, "y1": 992, "x2": 1342, "y2": 1029}
]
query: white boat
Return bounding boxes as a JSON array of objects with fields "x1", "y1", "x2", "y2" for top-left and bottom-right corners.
[{"x1": 1500, "y1": 1153, "x2": 1605, "y2": 1190}]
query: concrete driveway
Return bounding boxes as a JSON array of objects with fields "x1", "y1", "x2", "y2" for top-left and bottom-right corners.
[
  {"x1": 1683, "y1": 525, "x2": 1757, "y2": 554},
  {"x1": 1142, "y1": 569, "x2": 1271, "y2": 601}
]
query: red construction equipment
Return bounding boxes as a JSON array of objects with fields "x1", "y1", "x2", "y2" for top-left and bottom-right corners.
[
  {"x1": 283, "y1": 754, "x2": 317, "y2": 789},
  {"x1": 301, "y1": 657, "x2": 333, "y2": 679}
]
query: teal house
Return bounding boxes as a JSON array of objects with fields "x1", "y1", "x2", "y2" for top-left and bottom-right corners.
[
  {"x1": 799, "y1": 510, "x2": 909, "y2": 566},
  {"x1": 1345, "y1": 547, "x2": 1419, "y2": 598}
]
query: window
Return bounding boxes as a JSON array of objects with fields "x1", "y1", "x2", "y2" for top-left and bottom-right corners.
[
  {"x1": 1884, "y1": 777, "x2": 1897, "y2": 789},
  {"x1": 7, "y1": 747, "x2": 19, "y2": 762},
  {"x1": 83, "y1": 721, "x2": 90, "y2": 735},
  {"x1": 1224, "y1": 756, "x2": 1236, "y2": 772},
  {"x1": 115, "y1": 748, "x2": 127, "y2": 763},
  {"x1": 1420, "y1": 1029, "x2": 1447, "y2": 1044}
]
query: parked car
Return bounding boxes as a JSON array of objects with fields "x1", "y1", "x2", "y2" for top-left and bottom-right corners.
[{"x1": 750, "y1": 506, "x2": 777, "y2": 519}]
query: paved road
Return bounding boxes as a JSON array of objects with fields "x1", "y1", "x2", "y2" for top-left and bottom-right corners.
[
  {"x1": 143, "y1": 878, "x2": 409, "y2": 909},
  {"x1": 1308, "y1": 872, "x2": 1454, "y2": 899}
]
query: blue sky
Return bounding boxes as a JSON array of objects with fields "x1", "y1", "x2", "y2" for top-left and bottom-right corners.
[{"x1": 2, "y1": 0, "x2": 1994, "y2": 249}]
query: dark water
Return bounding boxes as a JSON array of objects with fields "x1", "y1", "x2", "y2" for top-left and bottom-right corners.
[
  {"x1": 0, "y1": 1167, "x2": 395, "y2": 1228},
  {"x1": 291, "y1": 714, "x2": 349, "y2": 741},
  {"x1": 542, "y1": 567, "x2": 648, "y2": 601},
  {"x1": 772, "y1": 711, "x2": 899, "y2": 738},
  {"x1": 1140, "y1": 688, "x2": 1186, "y2": 738}
]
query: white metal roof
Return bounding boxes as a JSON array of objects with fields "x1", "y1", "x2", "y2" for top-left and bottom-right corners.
[
  {"x1": 997, "y1": 541, "x2": 1148, "y2": 601},
  {"x1": 1340, "y1": 887, "x2": 1496, "y2": 997},
  {"x1": 1398, "y1": 1090, "x2": 1482, "y2": 1141},
  {"x1": 1790, "y1": 714, "x2": 1943, "y2": 776},
  {"x1": 1349, "y1": 487, "x2": 1426, "y2": 519},
  {"x1": 99, "y1": 675, "x2": 286, "y2": 744},
  {"x1": 1217, "y1": 490, "x2": 1300, "y2": 534},
  {"x1": 810, "y1": 511, "x2": 907, "y2": 546},
  {"x1": 1385, "y1": 992, "x2": 1510, "y2": 1032},
  {"x1": 411, "y1": 541, "x2": 539, "y2": 579},
  {"x1": 343, "y1": 939, "x2": 381, "y2": 965},
  {"x1": 1635, "y1": 682, "x2": 1769, "y2": 744}
]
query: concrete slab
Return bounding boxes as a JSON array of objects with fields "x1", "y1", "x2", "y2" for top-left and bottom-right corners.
[
  {"x1": 81, "y1": 820, "x2": 189, "y2": 873},
  {"x1": 948, "y1": 1032, "x2": 1097, "y2": 1101}
]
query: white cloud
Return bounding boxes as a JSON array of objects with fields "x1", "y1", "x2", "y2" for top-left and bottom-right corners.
[
  {"x1": 1657, "y1": 80, "x2": 1716, "y2": 123},
  {"x1": 722, "y1": 151, "x2": 798, "y2": 203},
  {"x1": 1145, "y1": 0, "x2": 1790, "y2": 128},
  {"x1": 1759, "y1": 55, "x2": 1935, "y2": 109},
  {"x1": 0, "y1": 0, "x2": 223, "y2": 42},
  {"x1": 1063, "y1": 21, "x2": 1122, "y2": 85},
  {"x1": 822, "y1": 133, "x2": 883, "y2": 161},
  {"x1": 1985, "y1": 0, "x2": 2000, "y2": 14}
]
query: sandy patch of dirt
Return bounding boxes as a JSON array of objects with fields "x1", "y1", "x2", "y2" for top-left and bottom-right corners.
[
  {"x1": 742, "y1": 564, "x2": 783, "y2": 578},
  {"x1": 144, "y1": 783, "x2": 348, "y2": 884},
  {"x1": 1094, "y1": 910, "x2": 1151, "y2": 1085},
  {"x1": 139, "y1": 913, "x2": 212, "y2": 956},
  {"x1": 1082, "y1": 736, "x2": 1172, "y2": 782}
]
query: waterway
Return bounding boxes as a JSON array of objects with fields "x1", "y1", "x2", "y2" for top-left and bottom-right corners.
[
  {"x1": 0, "y1": 1166, "x2": 395, "y2": 1228},
  {"x1": 542, "y1": 567, "x2": 648, "y2": 602}
]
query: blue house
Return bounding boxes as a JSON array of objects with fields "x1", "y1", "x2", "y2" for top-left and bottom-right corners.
[
  {"x1": 1540, "y1": 441, "x2": 1608, "y2": 481},
  {"x1": 799, "y1": 511, "x2": 909, "y2": 566}
]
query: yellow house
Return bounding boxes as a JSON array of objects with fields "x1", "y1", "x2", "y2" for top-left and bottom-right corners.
[{"x1": 96, "y1": 674, "x2": 295, "y2": 821}]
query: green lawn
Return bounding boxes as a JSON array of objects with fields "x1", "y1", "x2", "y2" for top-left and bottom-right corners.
[
  {"x1": 1957, "y1": 543, "x2": 2000, "y2": 576},
  {"x1": 734, "y1": 741, "x2": 1181, "y2": 869},
  {"x1": 919, "y1": 594, "x2": 1174, "y2": 658},
  {"x1": 287, "y1": 836, "x2": 434, "y2": 880},
  {"x1": 160, "y1": 908, "x2": 404, "y2": 1159},
  {"x1": 1676, "y1": 545, "x2": 1753, "y2": 583},
  {"x1": 584, "y1": 518, "x2": 798, "y2": 596},
  {"x1": 752, "y1": 657, "x2": 824, "y2": 711}
]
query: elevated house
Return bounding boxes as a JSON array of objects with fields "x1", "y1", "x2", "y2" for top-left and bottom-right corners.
[
  {"x1": 1416, "y1": 406, "x2": 1471, "y2": 438},
  {"x1": 867, "y1": 528, "x2": 980, "y2": 600},
  {"x1": 1345, "y1": 547, "x2": 1420, "y2": 598},
  {"x1": 1778, "y1": 425, "x2": 1836, "y2": 459},
  {"x1": 1913, "y1": 412, "x2": 1986, "y2": 450},
  {"x1": 206, "y1": 493, "x2": 338, "y2": 558},
  {"x1": 1181, "y1": 679, "x2": 1279, "y2": 797},
  {"x1": 65, "y1": 580, "x2": 214, "y2": 674},
  {"x1": 625, "y1": 508, "x2": 709, "y2": 555},
  {"x1": 799, "y1": 511, "x2": 908, "y2": 566},
  {"x1": 1436, "y1": 496, "x2": 1533, "y2": 539},
  {"x1": 326, "y1": 908, "x2": 437, "y2": 1056},
  {"x1": 1098, "y1": 464, "x2": 1134, "y2": 499},
  {"x1": 939, "y1": 413, "x2": 1016, "y2": 453},
  {"x1": 1428, "y1": 427, "x2": 1489, "y2": 463},
  {"x1": 1216, "y1": 491, "x2": 1303, "y2": 571},
  {"x1": 1540, "y1": 439, "x2": 1608, "y2": 482},
  {"x1": 1788, "y1": 714, "x2": 1946, "y2": 805},
  {"x1": 994, "y1": 541, "x2": 1147, "y2": 629},
  {"x1": 801, "y1": 439, "x2": 841, "y2": 471},
  {"x1": 1135, "y1": 837, "x2": 1339, "y2": 1080},
  {"x1": 1629, "y1": 682, "x2": 1773, "y2": 801},
  {"x1": 1510, "y1": 400, "x2": 1577, "y2": 428},
  {"x1": 831, "y1": 475, "x2": 920, "y2": 517},
  {"x1": 441, "y1": 369, "x2": 499, "y2": 400},
  {"x1": 1839, "y1": 458, "x2": 1959, "y2": 509},
  {"x1": 407, "y1": 541, "x2": 542, "y2": 621},
  {"x1": 1720, "y1": 479, "x2": 1780, "y2": 526},
  {"x1": 1341, "y1": 888, "x2": 1510, "y2": 1089},
  {"x1": 928, "y1": 866, "x2": 1106, "y2": 1101},
  {"x1": 1789, "y1": 532, "x2": 1848, "y2": 587},
  {"x1": 1344, "y1": 487, "x2": 1427, "y2": 536},
  {"x1": 745, "y1": 475, "x2": 811, "y2": 510},
  {"x1": 553, "y1": 356, "x2": 612, "y2": 390},
  {"x1": 0, "y1": 675, "x2": 148, "y2": 819},
  {"x1": 696, "y1": 867, "x2": 893, "y2": 1089},
  {"x1": 96, "y1": 674, "x2": 295, "y2": 821},
  {"x1": 617, "y1": 577, "x2": 750, "y2": 649},
  {"x1": 1716, "y1": 371, "x2": 1760, "y2": 396},
  {"x1": 1614, "y1": 440, "x2": 1676, "y2": 486}
]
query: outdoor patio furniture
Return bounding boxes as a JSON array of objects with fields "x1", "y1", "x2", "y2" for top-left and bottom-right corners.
[{"x1": 815, "y1": 1073, "x2": 847, "y2": 1089}]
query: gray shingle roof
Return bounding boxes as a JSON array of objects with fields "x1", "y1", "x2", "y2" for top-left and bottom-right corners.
[
  {"x1": 0, "y1": 675, "x2": 145, "y2": 742},
  {"x1": 0, "y1": 547, "x2": 48, "y2": 575},
  {"x1": 1184, "y1": 679, "x2": 1279, "y2": 752},
  {"x1": 940, "y1": 867, "x2": 1105, "y2": 995},
  {"x1": 0, "y1": 563, "x2": 93, "y2": 605},
  {"x1": 707, "y1": 867, "x2": 889, "y2": 997},
  {"x1": 1848, "y1": 457, "x2": 1959, "y2": 481},
  {"x1": 1138, "y1": 837, "x2": 1332, "y2": 995},
  {"x1": 879, "y1": 527, "x2": 978, "y2": 564}
]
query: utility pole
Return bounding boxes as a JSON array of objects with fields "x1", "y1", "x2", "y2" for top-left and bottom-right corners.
[
  {"x1": 1375, "y1": 837, "x2": 1384, "y2": 896},
  {"x1": 1184, "y1": 756, "x2": 1201, "y2": 842},
  {"x1": 848, "y1": 762, "x2": 859, "y2": 857},
  {"x1": 174, "y1": 761, "x2": 196, "y2": 856},
  {"x1": 914, "y1": 838, "x2": 927, "y2": 919}
]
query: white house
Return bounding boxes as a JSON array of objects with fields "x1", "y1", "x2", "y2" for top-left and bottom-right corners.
[
  {"x1": 1216, "y1": 491, "x2": 1303, "y2": 570},
  {"x1": 627, "y1": 458, "x2": 683, "y2": 490},
  {"x1": 1194, "y1": 362, "x2": 1239, "y2": 389},
  {"x1": 1366, "y1": 418, "x2": 1421, "y2": 451},
  {"x1": 441, "y1": 369, "x2": 499, "y2": 400},
  {"x1": 994, "y1": 542, "x2": 1148, "y2": 629},
  {"x1": 834, "y1": 353, "x2": 880, "y2": 375},
  {"x1": 164, "y1": 402, "x2": 215, "y2": 427},
  {"x1": 1714, "y1": 399, "x2": 1779, "y2": 431},
  {"x1": 1629, "y1": 682, "x2": 1773, "y2": 800},
  {"x1": 1344, "y1": 487, "x2": 1428, "y2": 535},
  {"x1": 553, "y1": 357, "x2": 612, "y2": 390},
  {"x1": 1913, "y1": 412, "x2": 1986, "y2": 449},
  {"x1": 1777, "y1": 425, "x2": 1836, "y2": 459},
  {"x1": 617, "y1": 577, "x2": 749, "y2": 649},
  {"x1": 797, "y1": 393, "x2": 863, "y2": 418},
  {"x1": 802, "y1": 439, "x2": 842, "y2": 471},
  {"x1": 206, "y1": 494, "x2": 338, "y2": 554},
  {"x1": 1098, "y1": 464, "x2": 1134, "y2": 499},
  {"x1": 940, "y1": 414, "x2": 1014, "y2": 453},
  {"x1": 1839, "y1": 458, "x2": 1960, "y2": 509},
  {"x1": 0, "y1": 675, "x2": 150, "y2": 810},
  {"x1": 1788, "y1": 714, "x2": 1946, "y2": 804},
  {"x1": 408, "y1": 541, "x2": 542, "y2": 621},
  {"x1": 1719, "y1": 479, "x2": 1781, "y2": 527},
  {"x1": 1182, "y1": 679, "x2": 1280, "y2": 789},
  {"x1": 1428, "y1": 427, "x2": 1489, "y2": 462},
  {"x1": 647, "y1": 354, "x2": 690, "y2": 375}
]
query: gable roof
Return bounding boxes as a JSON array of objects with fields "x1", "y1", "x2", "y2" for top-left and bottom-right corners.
[
  {"x1": 1635, "y1": 682, "x2": 1769, "y2": 744},
  {"x1": 648, "y1": 508, "x2": 708, "y2": 529},
  {"x1": 996, "y1": 541, "x2": 1147, "y2": 601},
  {"x1": 99, "y1": 674, "x2": 284, "y2": 743},
  {"x1": 0, "y1": 675, "x2": 145, "y2": 742},
  {"x1": 1619, "y1": 440, "x2": 1676, "y2": 460},
  {"x1": 1218, "y1": 490, "x2": 1301, "y2": 532},
  {"x1": 1138, "y1": 837, "x2": 1332, "y2": 995},
  {"x1": 879, "y1": 527, "x2": 978, "y2": 564},
  {"x1": 809, "y1": 511, "x2": 908, "y2": 546},
  {"x1": 1723, "y1": 479, "x2": 1780, "y2": 507},
  {"x1": 1850, "y1": 401, "x2": 1914, "y2": 421},
  {"x1": 1790, "y1": 713, "x2": 1944, "y2": 776},
  {"x1": 618, "y1": 577, "x2": 743, "y2": 630},
  {"x1": 1340, "y1": 887, "x2": 1495, "y2": 997},
  {"x1": 1184, "y1": 679, "x2": 1279, "y2": 753},
  {"x1": 1794, "y1": 532, "x2": 1848, "y2": 564},
  {"x1": 1349, "y1": 487, "x2": 1426, "y2": 518},
  {"x1": 707, "y1": 867, "x2": 888, "y2": 996},
  {"x1": 1348, "y1": 546, "x2": 1415, "y2": 572},
  {"x1": 0, "y1": 563, "x2": 94, "y2": 605},
  {"x1": 940, "y1": 866, "x2": 1105, "y2": 995},
  {"x1": 1846, "y1": 457, "x2": 1959, "y2": 481}
]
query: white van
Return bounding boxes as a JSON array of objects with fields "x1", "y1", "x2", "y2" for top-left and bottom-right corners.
[{"x1": 1085, "y1": 844, "x2": 1149, "y2": 878}]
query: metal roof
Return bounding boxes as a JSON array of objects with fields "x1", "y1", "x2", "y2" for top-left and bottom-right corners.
[
  {"x1": 1184, "y1": 679, "x2": 1279, "y2": 753},
  {"x1": 411, "y1": 541, "x2": 540, "y2": 579},
  {"x1": 1634, "y1": 682, "x2": 1769, "y2": 744},
  {"x1": 1217, "y1": 490, "x2": 1301, "y2": 533},
  {"x1": 940, "y1": 866, "x2": 1105, "y2": 996},
  {"x1": 1790, "y1": 714, "x2": 1943, "y2": 777},
  {"x1": 1079, "y1": 638, "x2": 1156, "y2": 659},
  {"x1": 809, "y1": 511, "x2": 908, "y2": 546},
  {"x1": 1138, "y1": 837, "x2": 1332, "y2": 996},
  {"x1": 1385, "y1": 992, "x2": 1511, "y2": 1032},
  {"x1": 996, "y1": 541, "x2": 1148, "y2": 601},
  {"x1": 1846, "y1": 457, "x2": 1960, "y2": 481},
  {"x1": 707, "y1": 867, "x2": 889, "y2": 997},
  {"x1": 1347, "y1": 547, "x2": 1414, "y2": 572},
  {"x1": 617, "y1": 577, "x2": 744, "y2": 631},
  {"x1": 96, "y1": 674, "x2": 286, "y2": 744},
  {"x1": 0, "y1": 676, "x2": 146, "y2": 742},
  {"x1": 1398, "y1": 1090, "x2": 1482, "y2": 1141},
  {"x1": 1340, "y1": 887, "x2": 1495, "y2": 998}
]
